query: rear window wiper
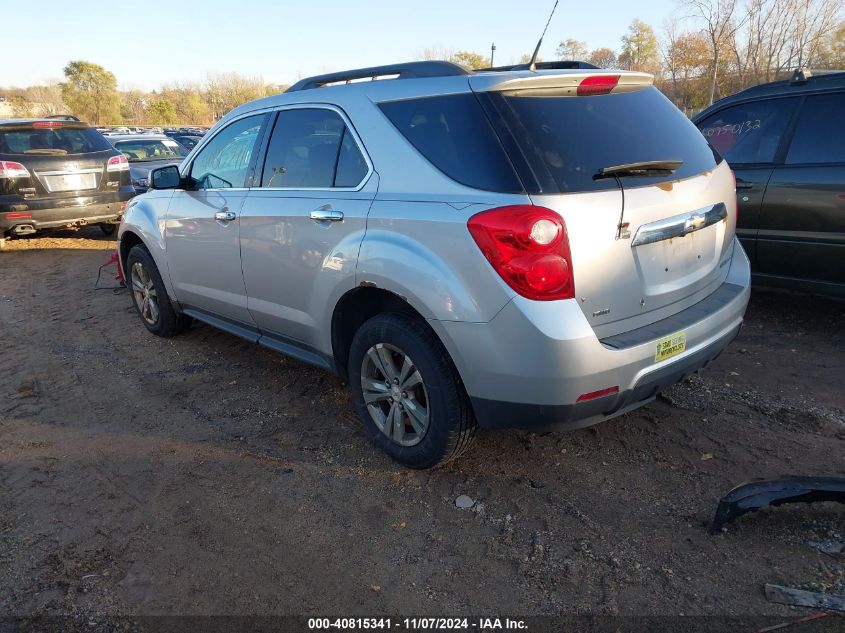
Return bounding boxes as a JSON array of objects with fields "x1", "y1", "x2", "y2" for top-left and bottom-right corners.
[
  {"x1": 594, "y1": 160, "x2": 683, "y2": 180},
  {"x1": 594, "y1": 160, "x2": 684, "y2": 241}
]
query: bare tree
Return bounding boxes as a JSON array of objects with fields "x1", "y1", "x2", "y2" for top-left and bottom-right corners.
[{"x1": 683, "y1": 0, "x2": 748, "y2": 104}]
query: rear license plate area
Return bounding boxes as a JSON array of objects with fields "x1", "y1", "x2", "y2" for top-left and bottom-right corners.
[{"x1": 654, "y1": 331, "x2": 686, "y2": 363}]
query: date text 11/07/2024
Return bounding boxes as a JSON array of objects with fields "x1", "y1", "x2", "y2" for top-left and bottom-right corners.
[{"x1": 307, "y1": 618, "x2": 529, "y2": 631}]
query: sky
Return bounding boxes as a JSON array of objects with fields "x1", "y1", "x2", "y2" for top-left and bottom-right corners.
[{"x1": 5, "y1": 0, "x2": 673, "y2": 91}]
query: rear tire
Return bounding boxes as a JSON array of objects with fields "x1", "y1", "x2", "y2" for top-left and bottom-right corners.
[
  {"x1": 99, "y1": 223, "x2": 117, "y2": 236},
  {"x1": 126, "y1": 245, "x2": 190, "y2": 337},
  {"x1": 348, "y1": 313, "x2": 476, "y2": 468}
]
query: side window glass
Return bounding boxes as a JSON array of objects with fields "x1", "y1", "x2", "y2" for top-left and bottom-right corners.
[
  {"x1": 190, "y1": 115, "x2": 264, "y2": 189},
  {"x1": 262, "y1": 109, "x2": 362, "y2": 188},
  {"x1": 786, "y1": 93, "x2": 845, "y2": 165},
  {"x1": 697, "y1": 98, "x2": 798, "y2": 164},
  {"x1": 335, "y1": 128, "x2": 368, "y2": 187}
]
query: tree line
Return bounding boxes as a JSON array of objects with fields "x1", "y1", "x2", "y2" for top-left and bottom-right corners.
[
  {"x1": 430, "y1": 0, "x2": 843, "y2": 113},
  {"x1": 1, "y1": 62, "x2": 288, "y2": 126},
  {"x1": 2, "y1": 0, "x2": 842, "y2": 124}
]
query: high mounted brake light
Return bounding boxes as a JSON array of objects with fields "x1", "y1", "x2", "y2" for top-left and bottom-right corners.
[
  {"x1": 577, "y1": 75, "x2": 620, "y2": 96},
  {"x1": 468, "y1": 205, "x2": 574, "y2": 301},
  {"x1": 33, "y1": 121, "x2": 63, "y2": 128},
  {"x1": 0, "y1": 161, "x2": 30, "y2": 179}
]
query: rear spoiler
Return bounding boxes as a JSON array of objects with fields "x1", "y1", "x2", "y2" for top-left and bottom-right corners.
[{"x1": 472, "y1": 71, "x2": 654, "y2": 97}]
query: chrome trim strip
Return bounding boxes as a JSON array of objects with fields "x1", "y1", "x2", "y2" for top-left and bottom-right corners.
[
  {"x1": 631, "y1": 203, "x2": 727, "y2": 248},
  {"x1": 36, "y1": 168, "x2": 102, "y2": 176}
]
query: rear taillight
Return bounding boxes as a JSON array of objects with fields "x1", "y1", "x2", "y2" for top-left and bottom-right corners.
[
  {"x1": 577, "y1": 75, "x2": 620, "y2": 96},
  {"x1": 0, "y1": 161, "x2": 30, "y2": 179},
  {"x1": 33, "y1": 121, "x2": 63, "y2": 128},
  {"x1": 467, "y1": 205, "x2": 574, "y2": 301},
  {"x1": 107, "y1": 154, "x2": 129, "y2": 172}
]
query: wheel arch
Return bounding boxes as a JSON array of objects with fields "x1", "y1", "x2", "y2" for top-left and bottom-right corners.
[{"x1": 331, "y1": 286, "x2": 438, "y2": 383}]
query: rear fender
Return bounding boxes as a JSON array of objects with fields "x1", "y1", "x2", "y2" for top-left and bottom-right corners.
[{"x1": 356, "y1": 227, "x2": 512, "y2": 323}]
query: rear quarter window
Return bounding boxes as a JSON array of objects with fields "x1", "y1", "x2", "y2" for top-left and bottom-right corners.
[
  {"x1": 379, "y1": 93, "x2": 524, "y2": 193},
  {"x1": 0, "y1": 125, "x2": 112, "y2": 155}
]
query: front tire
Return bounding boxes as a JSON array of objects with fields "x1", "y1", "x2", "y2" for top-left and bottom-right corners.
[
  {"x1": 126, "y1": 245, "x2": 190, "y2": 337},
  {"x1": 348, "y1": 313, "x2": 476, "y2": 468}
]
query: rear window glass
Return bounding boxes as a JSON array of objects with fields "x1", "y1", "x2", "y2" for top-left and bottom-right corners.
[
  {"x1": 488, "y1": 86, "x2": 720, "y2": 193},
  {"x1": 114, "y1": 139, "x2": 189, "y2": 162},
  {"x1": 379, "y1": 94, "x2": 523, "y2": 193},
  {"x1": 0, "y1": 125, "x2": 112, "y2": 155}
]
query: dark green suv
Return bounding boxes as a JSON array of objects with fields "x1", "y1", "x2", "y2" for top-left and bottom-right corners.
[{"x1": 694, "y1": 70, "x2": 845, "y2": 297}]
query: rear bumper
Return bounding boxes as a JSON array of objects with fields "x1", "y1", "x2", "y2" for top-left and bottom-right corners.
[
  {"x1": 433, "y1": 237, "x2": 751, "y2": 430},
  {"x1": 0, "y1": 188, "x2": 134, "y2": 232},
  {"x1": 470, "y1": 319, "x2": 741, "y2": 430}
]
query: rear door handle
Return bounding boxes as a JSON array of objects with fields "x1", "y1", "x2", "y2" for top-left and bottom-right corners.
[
  {"x1": 215, "y1": 209, "x2": 237, "y2": 222},
  {"x1": 735, "y1": 180, "x2": 754, "y2": 190},
  {"x1": 310, "y1": 209, "x2": 344, "y2": 222}
]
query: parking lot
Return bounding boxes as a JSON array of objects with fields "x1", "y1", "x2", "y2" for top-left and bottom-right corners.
[{"x1": 0, "y1": 229, "x2": 843, "y2": 618}]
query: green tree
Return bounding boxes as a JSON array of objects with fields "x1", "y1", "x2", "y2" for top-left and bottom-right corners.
[
  {"x1": 147, "y1": 99, "x2": 178, "y2": 125},
  {"x1": 449, "y1": 50, "x2": 489, "y2": 69},
  {"x1": 61, "y1": 60, "x2": 121, "y2": 124},
  {"x1": 619, "y1": 19, "x2": 659, "y2": 72},
  {"x1": 556, "y1": 38, "x2": 589, "y2": 61}
]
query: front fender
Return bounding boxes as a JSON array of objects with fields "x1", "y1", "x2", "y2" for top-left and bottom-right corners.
[{"x1": 118, "y1": 190, "x2": 176, "y2": 297}]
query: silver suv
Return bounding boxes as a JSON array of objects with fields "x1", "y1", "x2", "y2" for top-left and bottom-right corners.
[{"x1": 118, "y1": 61, "x2": 750, "y2": 468}]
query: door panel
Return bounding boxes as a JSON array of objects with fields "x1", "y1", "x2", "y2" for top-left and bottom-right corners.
[
  {"x1": 756, "y1": 93, "x2": 845, "y2": 284},
  {"x1": 239, "y1": 106, "x2": 376, "y2": 351},
  {"x1": 164, "y1": 113, "x2": 267, "y2": 325},
  {"x1": 165, "y1": 190, "x2": 253, "y2": 323},
  {"x1": 732, "y1": 166, "x2": 775, "y2": 266},
  {"x1": 757, "y1": 166, "x2": 845, "y2": 283},
  {"x1": 240, "y1": 188, "x2": 376, "y2": 347},
  {"x1": 696, "y1": 96, "x2": 800, "y2": 270}
]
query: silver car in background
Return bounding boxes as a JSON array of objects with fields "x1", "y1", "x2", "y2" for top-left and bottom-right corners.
[
  {"x1": 118, "y1": 61, "x2": 750, "y2": 468},
  {"x1": 106, "y1": 134, "x2": 189, "y2": 192}
]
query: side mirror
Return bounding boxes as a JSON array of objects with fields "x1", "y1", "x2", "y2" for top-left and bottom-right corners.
[{"x1": 149, "y1": 164, "x2": 181, "y2": 190}]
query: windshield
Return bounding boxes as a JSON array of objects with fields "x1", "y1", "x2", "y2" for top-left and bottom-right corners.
[
  {"x1": 0, "y1": 124, "x2": 112, "y2": 155},
  {"x1": 114, "y1": 138, "x2": 189, "y2": 162},
  {"x1": 486, "y1": 86, "x2": 721, "y2": 194}
]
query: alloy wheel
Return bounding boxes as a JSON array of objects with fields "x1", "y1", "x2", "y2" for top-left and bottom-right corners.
[
  {"x1": 131, "y1": 261, "x2": 160, "y2": 325},
  {"x1": 360, "y1": 343, "x2": 430, "y2": 447}
]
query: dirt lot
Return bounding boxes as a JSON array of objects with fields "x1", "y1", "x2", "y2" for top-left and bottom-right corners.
[{"x1": 1, "y1": 228, "x2": 844, "y2": 621}]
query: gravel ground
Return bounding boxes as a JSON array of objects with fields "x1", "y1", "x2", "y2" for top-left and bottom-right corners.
[{"x1": 0, "y1": 228, "x2": 843, "y2": 621}]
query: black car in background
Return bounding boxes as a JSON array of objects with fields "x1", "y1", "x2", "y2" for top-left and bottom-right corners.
[
  {"x1": 694, "y1": 70, "x2": 845, "y2": 296},
  {"x1": 171, "y1": 134, "x2": 202, "y2": 151},
  {"x1": 0, "y1": 119, "x2": 135, "y2": 248}
]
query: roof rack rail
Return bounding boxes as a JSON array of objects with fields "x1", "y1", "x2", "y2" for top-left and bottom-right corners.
[
  {"x1": 481, "y1": 60, "x2": 600, "y2": 72},
  {"x1": 286, "y1": 61, "x2": 470, "y2": 92}
]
